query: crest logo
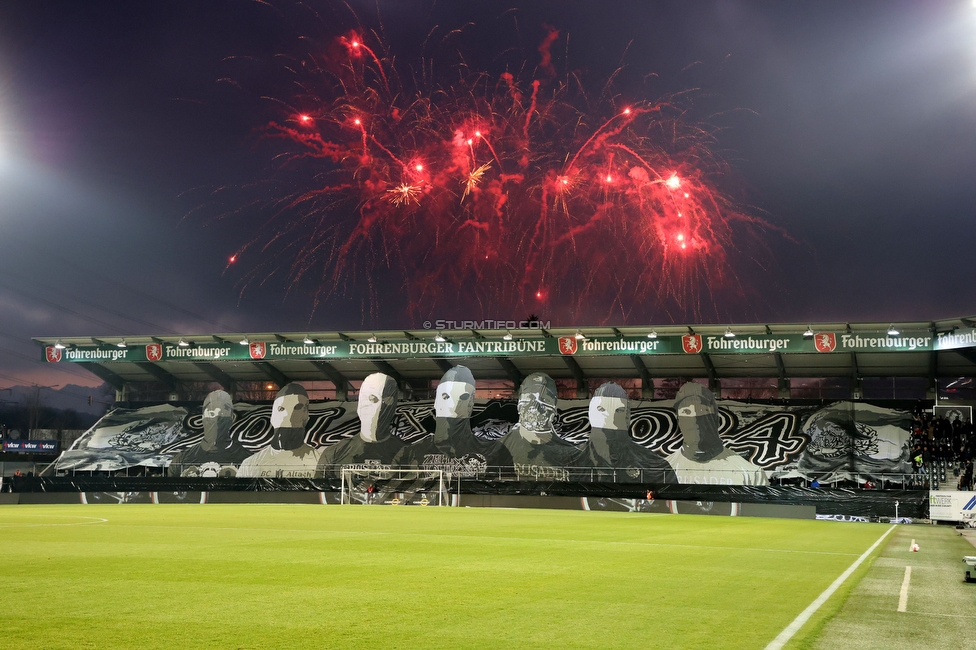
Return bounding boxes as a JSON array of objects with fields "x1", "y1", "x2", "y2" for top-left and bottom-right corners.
[
  {"x1": 249, "y1": 342, "x2": 267, "y2": 359},
  {"x1": 814, "y1": 333, "x2": 836, "y2": 353},
  {"x1": 681, "y1": 334, "x2": 703, "y2": 354},
  {"x1": 557, "y1": 337, "x2": 578, "y2": 355},
  {"x1": 45, "y1": 346, "x2": 62, "y2": 363},
  {"x1": 146, "y1": 343, "x2": 163, "y2": 362}
]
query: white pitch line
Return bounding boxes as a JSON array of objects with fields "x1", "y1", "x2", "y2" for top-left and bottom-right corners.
[
  {"x1": 0, "y1": 515, "x2": 108, "y2": 528},
  {"x1": 897, "y1": 566, "x2": 912, "y2": 612},
  {"x1": 764, "y1": 524, "x2": 897, "y2": 650}
]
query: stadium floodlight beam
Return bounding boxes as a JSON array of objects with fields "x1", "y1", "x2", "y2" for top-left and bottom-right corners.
[
  {"x1": 647, "y1": 329, "x2": 658, "y2": 339},
  {"x1": 724, "y1": 327, "x2": 735, "y2": 338},
  {"x1": 503, "y1": 329, "x2": 514, "y2": 340},
  {"x1": 239, "y1": 336, "x2": 249, "y2": 346},
  {"x1": 367, "y1": 333, "x2": 378, "y2": 343},
  {"x1": 177, "y1": 338, "x2": 190, "y2": 347},
  {"x1": 887, "y1": 325, "x2": 900, "y2": 336},
  {"x1": 117, "y1": 339, "x2": 127, "y2": 348},
  {"x1": 434, "y1": 331, "x2": 446, "y2": 342},
  {"x1": 803, "y1": 326, "x2": 814, "y2": 338},
  {"x1": 54, "y1": 339, "x2": 66, "y2": 349}
]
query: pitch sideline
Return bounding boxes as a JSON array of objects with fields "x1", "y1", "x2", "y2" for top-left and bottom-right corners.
[{"x1": 764, "y1": 524, "x2": 897, "y2": 650}]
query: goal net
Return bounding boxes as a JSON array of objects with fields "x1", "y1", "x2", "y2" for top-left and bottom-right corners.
[{"x1": 339, "y1": 467, "x2": 446, "y2": 506}]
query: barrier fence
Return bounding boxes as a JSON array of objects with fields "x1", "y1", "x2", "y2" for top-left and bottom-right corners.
[
  {"x1": 1, "y1": 468, "x2": 930, "y2": 519},
  {"x1": 46, "y1": 462, "x2": 940, "y2": 489}
]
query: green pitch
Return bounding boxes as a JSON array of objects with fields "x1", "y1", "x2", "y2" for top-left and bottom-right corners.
[{"x1": 0, "y1": 505, "x2": 897, "y2": 649}]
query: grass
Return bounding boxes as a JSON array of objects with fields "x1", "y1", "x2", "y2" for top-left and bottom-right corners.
[
  {"x1": 0, "y1": 505, "x2": 898, "y2": 649},
  {"x1": 799, "y1": 523, "x2": 976, "y2": 650}
]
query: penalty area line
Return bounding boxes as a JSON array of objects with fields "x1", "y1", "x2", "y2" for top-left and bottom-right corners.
[{"x1": 764, "y1": 524, "x2": 897, "y2": 650}]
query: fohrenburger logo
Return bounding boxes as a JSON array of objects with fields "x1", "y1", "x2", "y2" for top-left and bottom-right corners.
[
  {"x1": 249, "y1": 342, "x2": 267, "y2": 359},
  {"x1": 681, "y1": 334, "x2": 702, "y2": 354},
  {"x1": 557, "y1": 337, "x2": 578, "y2": 355},
  {"x1": 814, "y1": 333, "x2": 836, "y2": 353},
  {"x1": 45, "y1": 346, "x2": 62, "y2": 363},
  {"x1": 146, "y1": 343, "x2": 163, "y2": 361}
]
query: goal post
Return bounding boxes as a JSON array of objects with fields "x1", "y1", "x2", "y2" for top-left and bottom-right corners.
[{"x1": 339, "y1": 467, "x2": 446, "y2": 506}]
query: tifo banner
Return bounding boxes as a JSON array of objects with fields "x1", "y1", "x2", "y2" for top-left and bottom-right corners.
[
  {"x1": 40, "y1": 328, "x2": 976, "y2": 363},
  {"x1": 928, "y1": 490, "x2": 976, "y2": 522},
  {"x1": 51, "y1": 397, "x2": 913, "y2": 485}
]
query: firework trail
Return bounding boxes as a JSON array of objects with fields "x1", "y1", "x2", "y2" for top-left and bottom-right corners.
[{"x1": 212, "y1": 5, "x2": 778, "y2": 325}]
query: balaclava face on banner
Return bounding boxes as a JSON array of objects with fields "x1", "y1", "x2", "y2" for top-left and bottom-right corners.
[
  {"x1": 586, "y1": 382, "x2": 631, "y2": 463},
  {"x1": 201, "y1": 389, "x2": 234, "y2": 451},
  {"x1": 674, "y1": 382, "x2": 725, "y2": 462},
  {"x1": 357, "y1": 373, "x2": 399, "y2": 443},
  {"x1": 434, "y1": 365, "x2": 476, "y2": 419},
  {"x1": 433, "y1": 365, "x2": 476, "y2": 445},
  {"x1": 270, "y1": 383, "x2": 310, "y2": 451},
  {"x1": 517, "y1": 373, "x2": 558, "y2": 444},
  {"x1": 588, "y1": 382, "x2": 630, "y2": 432}
]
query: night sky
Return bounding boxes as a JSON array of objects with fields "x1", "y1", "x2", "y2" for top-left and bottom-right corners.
[{"x1": 2, "y1": 0, "x2": 976, "y2": 390}]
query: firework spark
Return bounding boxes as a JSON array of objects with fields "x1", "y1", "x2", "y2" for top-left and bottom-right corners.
[
  {"x1": 214, "y1": 9, "x2": 780, "y2": 323},
  {"x1": 386, "y1": 183, "x2": 423, "y2": 206},
  {"x1": 462, "y1": 162, "x2": 491, "y2": 202}
]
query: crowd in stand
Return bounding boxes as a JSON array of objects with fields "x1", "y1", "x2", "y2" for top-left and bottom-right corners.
[{"x1": 910, "y1": 409, "x2": 974, "y2": 490}]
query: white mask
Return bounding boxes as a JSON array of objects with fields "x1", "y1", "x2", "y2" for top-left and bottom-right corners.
[
  {"x1": 434, "y1": 381, "x2": 475, "y2": 418},
  {"x1": 358, "y1": 373, "x2": 391, "y2": 442},
  {"x1": 270, "y1": 394, "x2": 309, "y2": 429},
  {"x1": 589, "y1": 396, "x2": 629, "y2": 430}
]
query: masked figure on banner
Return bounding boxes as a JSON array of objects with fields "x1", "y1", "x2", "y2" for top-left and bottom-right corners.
[
  {"x1": 666, "y1": 383, "x2": 768, "y2": 485},
  {"x1": 393, "y1": 365, "x2": 503, "y2": 478},
  {"x1": 574, "y1": 382, "x2": 677, "y2": 484},
  {"x1": 167, "y1": 390, "x2": 251, "y2": 477},
  {"x1": 237, "y1": 383, "x2": 323, "y2": 478},
  {"x1": 796, "y1": 402, "x2": 912, "y2": 484},
  {"x1": 498, "y1": 373, "x2": 579, "y2": 481},
  {"x1": 316, "y1": 373, "x2": 405, "y2": 477}
]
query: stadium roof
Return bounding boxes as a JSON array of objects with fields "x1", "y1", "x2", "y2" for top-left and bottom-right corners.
[{"x1": 32, "y1": 316, "x2": 976, "y2": 397}]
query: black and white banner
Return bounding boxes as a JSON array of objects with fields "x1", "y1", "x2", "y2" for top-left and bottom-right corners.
[{"x1": 53, "y1": 398, "x2": 913, "y2": 484}]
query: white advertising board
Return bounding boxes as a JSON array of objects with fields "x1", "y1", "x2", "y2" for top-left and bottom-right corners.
[{"x1": 928, "y1": 490, "x2": 976, "y2": 522}]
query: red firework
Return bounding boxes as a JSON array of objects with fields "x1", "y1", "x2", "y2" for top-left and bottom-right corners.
[{"x1": 217, "y1": 15, "x2": 778, "y2": 324}]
